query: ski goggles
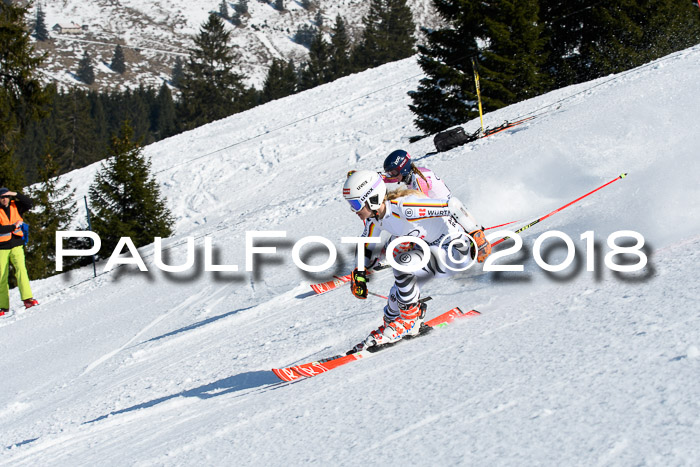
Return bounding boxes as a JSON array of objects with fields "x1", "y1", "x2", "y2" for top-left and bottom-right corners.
[
  {"x1": 382, "y1": 173, "x2": 403, "y2": 184},
  {"x1": 346, "y1": 198, "x2": 364, "y2": 212},
  {"x1": 385, "y1": 168, "x2": 402, "y2": 178}
]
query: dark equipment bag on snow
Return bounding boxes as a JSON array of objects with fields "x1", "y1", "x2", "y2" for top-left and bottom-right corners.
[{"x1": 433, "y1": 126, "x2": 477, "y2": 152}]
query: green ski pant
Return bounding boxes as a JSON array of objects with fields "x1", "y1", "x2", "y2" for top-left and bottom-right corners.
[{"x1": 0, "y1": 246, "x2": 33, "y2": 309}]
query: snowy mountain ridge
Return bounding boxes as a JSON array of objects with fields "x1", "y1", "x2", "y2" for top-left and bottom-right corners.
[
  {"x1": 32, "y1": 0, "x2": 440, "y2": 91},
  {"x1": 1, "y1": 43, "x2": 699, "y2": 464}
]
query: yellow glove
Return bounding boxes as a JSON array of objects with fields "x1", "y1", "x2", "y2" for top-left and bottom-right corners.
[{"x1": 350, "y1": 268, "x2": 368, "y2": 299}]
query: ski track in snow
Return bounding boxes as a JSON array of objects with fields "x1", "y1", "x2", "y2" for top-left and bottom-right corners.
[{"x1": 80, "y1": 286, "x2": 213, "y2": 376}]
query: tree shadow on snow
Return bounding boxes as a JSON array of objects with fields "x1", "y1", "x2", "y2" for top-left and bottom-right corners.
[{"x1": 83, "y1": 370, "x2": 281, "y2": 425}]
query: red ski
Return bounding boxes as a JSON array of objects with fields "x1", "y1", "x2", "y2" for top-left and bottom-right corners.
[
  {"x1": 272, "y1": 307, "x2": 480, "y2": 382},
  {"x1": 482, "y1": 116, "x2": 535, "y2": 138}
]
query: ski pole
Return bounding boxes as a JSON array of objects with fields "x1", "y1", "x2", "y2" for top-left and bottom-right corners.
[
  {"x1": 485, "y1": 219, "x2": 521, "y2": 230},
  {"x1": 492, "y1": 173, "x2": 628, "y2": 247},
  {"x1": 471, "y1": 58, "x2": 485, "y2": 134}
]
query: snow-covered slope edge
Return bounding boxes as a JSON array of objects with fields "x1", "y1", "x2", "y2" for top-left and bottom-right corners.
[{"x1": 1, "y1": 45, "x2": 699, "y2": 465}]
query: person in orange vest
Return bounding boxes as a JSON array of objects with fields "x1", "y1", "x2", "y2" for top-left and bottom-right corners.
[{"x1": 0, "y1": 187, "x2": 39, "y2": 317}]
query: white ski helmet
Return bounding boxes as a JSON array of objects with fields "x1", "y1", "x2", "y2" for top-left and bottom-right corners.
[{"x1": 343, "y1": 170, "x2": 386, "y2": 212}]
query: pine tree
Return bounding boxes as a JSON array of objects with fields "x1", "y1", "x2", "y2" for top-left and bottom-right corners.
[
  {"x1": 15, "y1": 83, "x2": 186, "y2": 185},
  {"x1": 235, "y1": 0, "x2": 248, "y2": 15},
  {"x1": 0, "y1": 1, "x2": 50, "y2": 189},
  {"x1": 13, "y1": 114, "x2": 45, "y2": 184},
  {"x1": 103, "y1": 88, "x2": 153, "y2": 149},
  {"x1": 409, "y1": 0, "x2": 549, "y2": 136},
  {"x1": 352, "y1": 0, "x2": 383, "y2": 71},
  {"x1": 24, "y1": 152, "x2": 78, "y2": 279},
  {"x1": 110, "y1": 44, "x2": 126, "y2": 74},
  {"x1": 126, "y1": 86, "x2": 154, "y2": 144},
  {"x1": 385, "y1": 0, "x2": 416, "y2": 58},
  {"x1": 52, "y1": 89, "x2": 99, "y2": 172},
  {"x1": 77, "y1": 50, "x2": 95, "y2": 85},
  {"x1": 62, "y1": 90, "x2": 90, "y2": 170},
  {"x1": 479, "y1": 0, "x2": 550, "y2": 108},
  {"x1": 219, "y1": 0, "x2": 230, "y2": 20},
  {"x1": 14, "y1": 83, "x2": 61, "y2": 185},
  {"x1": 352, "y1": 0, "x2": 416, "y2": 71},
  {"x1": 177, "y1": 13, "x2": 249, "y2": 129},
  {"x1": 88, "y1": 121, "x2": 174, "y2": 257},
  {"x1": 294, "y1": 24, "x2": 316, "y2": 47},
  {"x1": 329, "y1": 15, "x2": 351, "y2": 80},
  {"x1": 262, "y1": 58, "x2": 297, "y2": 102},
  {"x1": 88, "y1": 90, "x2": 108, "y2": 148},
  {"x1": 299, "y1": 29, "x2": 332, "y2": 90},
  {"x1": 540, "y1": 0, "x2": 700, "y2": 87},
  {"x1": 537, "y1": 0, "x2": 581, "y2": 87},
  {"x1": 171, "y1": 57, "x2": 185, "y2": 87},
  {"x1": 154, "y1": 82, "x2": 176, "y2": 138},
  {"x1": 539, "y1": 0, "x2": 639, "y2": 85},
  {"x1": 641, "y1": 0, "x2": 700, "y2": 62},
  {"x1": 34, "y1": 4, "x2": 49, "y2": 41},
  {"x1": 408, "y1": 1, "x2": 484, "y2": 135}
]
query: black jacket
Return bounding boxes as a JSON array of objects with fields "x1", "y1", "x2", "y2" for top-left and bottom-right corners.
[{"x1": 0, "y1": 193, "x2": 33, "y2": 250}]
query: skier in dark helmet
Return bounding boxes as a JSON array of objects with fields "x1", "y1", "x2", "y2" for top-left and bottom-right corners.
[
  {"x1": 382, "y1": 149, "x2": 485, "y2": 259},
  {"x1": 383, "y1": 149, "x2": 450, "y2": 198}
]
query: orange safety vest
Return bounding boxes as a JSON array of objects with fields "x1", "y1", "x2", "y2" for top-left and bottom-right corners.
[{"x1": 0, "y1": 202, "x2": 24, "y2": 242}]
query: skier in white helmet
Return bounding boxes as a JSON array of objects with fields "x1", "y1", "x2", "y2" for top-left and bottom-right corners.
[{"x1": 342, "y1": 170, "x2": 491, "y2": 352}]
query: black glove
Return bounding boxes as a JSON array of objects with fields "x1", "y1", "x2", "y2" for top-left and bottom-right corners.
[{"x1": 350, "y1": 268, "x2": 368, "y2": 299}]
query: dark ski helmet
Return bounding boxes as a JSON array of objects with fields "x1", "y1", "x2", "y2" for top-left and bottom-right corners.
[{"x1": 383, "y1": 150, "x2": 412, "y2": 181}]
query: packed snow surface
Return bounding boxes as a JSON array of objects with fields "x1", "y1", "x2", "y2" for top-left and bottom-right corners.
[{"x1": 1, "y1": 45, "x2": 700, "y2": 465}]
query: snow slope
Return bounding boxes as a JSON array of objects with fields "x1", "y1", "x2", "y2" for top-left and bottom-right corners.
[{"x1": 1, "y1": 44, "x2": 700, "y2": 465}]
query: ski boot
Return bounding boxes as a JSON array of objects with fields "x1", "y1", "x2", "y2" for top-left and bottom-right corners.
[
  {"x1": 396, "y1": 300, "x2": 426, "y2": 338},
  {"x1": 347, "y1": 301, "x2": 428, "y2": 354}
]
